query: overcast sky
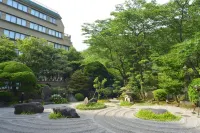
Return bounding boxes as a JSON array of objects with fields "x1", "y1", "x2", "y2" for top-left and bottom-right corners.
[{"x1": 38, "y1": 0, "x2": 169, "y2": 51}]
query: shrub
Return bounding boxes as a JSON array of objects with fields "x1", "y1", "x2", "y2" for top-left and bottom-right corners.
[
  {"x1": 188, "y1": 78, "x2": 200, "y2": 104},
  {"x1": 120, "y1": 101, "x2": 133, "y2": 106},
  {"x1": 153, "y1": 89, "x2": 167, "y2": 101},
  {"x1": 51, "y1": 94, "x2": 67, "y2": 104},
  {"x1": 135, "y1": 109, "x2": 181, "y2": 121},
  {"x1": 0, "y1": 91, "x2": 13, "y2": 102},
  {"x1": 75, "y1": 93, "x2": 84, "y2": 101},
  {"x1": 49, "y1": 112, "x2": 65, "y2": 119},
  {"x1": 76, "y1": 103, "x2": 106, "y2": 110}
]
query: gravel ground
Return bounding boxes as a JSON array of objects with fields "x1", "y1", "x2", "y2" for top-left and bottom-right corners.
[{"x1": 0, "y1": 102, "x2": 200, "y2": 133}]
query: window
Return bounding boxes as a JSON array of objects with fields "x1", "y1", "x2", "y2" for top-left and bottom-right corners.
[
  {"x1": 59, "y1": 33, "x2": 62, "y2": 38},
  {"x1": 10, "y1": 31, "x2": 15, "y2": 39},
  {"x1": 4, "y1": 30, "x2": 9, "y2": 37},
  {"x1": 39, "y1": 13, "x2": 43, "y2": 19},
  {"x1": 20, "y1": 34, "x2": 25, "y2": 39},
  {"x1": 23, "y1": 6, "x2": 27, "y2": 12},
  {"x1": 18, "y1": 4, "x2": 22, "y2": 10},
  {"x1": 22, "y1": 20, "x2": 26, "y2": 26},
  {"x1": 52, "y1": 18, "x2": 56, "y2": 24},
  {"x1": 31, "y1": 9, "x2": 35, "y2": 15},
  {"x1": 52, "y1": 30, "x2": 55, "y2": 36},
  {"x1": 0, "y1": 0, "x2": 2, "y2": 2},
  {"x1": 39, "y1": 26, "x2": 43, "y2": 32},
  {"x1": 17, "y1": 18, "x2": 21, "y2": 25},
  {"x1": 7, "y1": 0, "x2": 12, "y2": 6},
  {"x1": 15, "y1": 33, "x2": 20, "y2": 39},
  {"x1": 30, "y1": 23, "x2": 34, "y2": 29},
  {"x1": 6, "y1": 14, "x2": 11, "y2": 21},
  {"x1": 11, "y1": 16, "x2": 16, "y2": 23},
  {"x1": 35, "y1": 11, "x2": 39, "y2": 17},
  {"x1": 13, "y1": 1, "x2": 17, "y2": 8},
  {"x1": 43, "y1": 15, "x2": 47, "y2": 20},
  {"x1": 34, "y1": 24, "x2": 38, "y2": 30},
  {"x1": 42, "y1": 27, "x2": 46, "y2": 33}
]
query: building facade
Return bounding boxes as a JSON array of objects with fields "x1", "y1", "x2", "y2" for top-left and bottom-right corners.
[{"x1": 0, "y1": 0, "x2": 72, "y2": 50}]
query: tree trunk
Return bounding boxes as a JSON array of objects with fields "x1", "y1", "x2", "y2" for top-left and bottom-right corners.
[{"x1": 175, "y1": 95, "x2": 180, "y2": 107}]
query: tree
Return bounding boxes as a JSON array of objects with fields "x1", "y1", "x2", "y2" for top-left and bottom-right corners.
[
  {"x1": 0, "y1": 36, "x2": 17, "y2": 62},
  {"x1": 93, "y1": 77, "x2": 107, "y2": 99},
  {"x1": 0, "y1": 61, "x2": 36, "y2": 94}
]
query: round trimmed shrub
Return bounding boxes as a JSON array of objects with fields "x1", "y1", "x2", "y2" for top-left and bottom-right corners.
[
  {"x1": 75, "y1": 93, "x2": 84, "y2": 101},
  {"x1": 51, "y1": 94, "x2": 67, "y2": 104},
  {"x1": 153, "y1": 89, "x2": 167, "y2": 101}
]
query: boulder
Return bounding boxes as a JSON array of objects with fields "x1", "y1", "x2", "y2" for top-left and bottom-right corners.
[
  {"x1": 53, "y1": 107, "x2": 80, "y2": 118},
  {"x1": 89, "y1": 98, "x2": 97, "y2": 103},
  {"x1": 83, "y1": 97, "x2": 89, "y2": 105},
  {"x1": 141, "y1": 108, "x2": 168, "y2": 114},
  {"x1": 14, "y1": 102, "x2": 44, "y2": 114}
]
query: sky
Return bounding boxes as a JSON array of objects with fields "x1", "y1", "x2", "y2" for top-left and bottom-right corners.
[{"x1": 38, "y1": 0, "x2": 169, "y2": 51}]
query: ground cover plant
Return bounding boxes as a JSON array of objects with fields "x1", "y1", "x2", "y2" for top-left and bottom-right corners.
[
  {"x1": 76, "y1": 102, "x2": 106, "y2": 110},
  {"x1": 120, "y1": 101, "x2": 133, "y2": 107}
]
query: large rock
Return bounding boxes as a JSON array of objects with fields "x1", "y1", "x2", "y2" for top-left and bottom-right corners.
[
  {"x1": 14, "y1": 102, "x2": 44, "y2": 114},
  {"x1": 142, "y1": 108, "x2": 168, "y2": 114},
  {"x1": 89, "y1": 98, "x2": 97, "y2": 103},
  {"x1": 84, "y1": 97, "x2": 89, "y2": 105},
  {"x1": 53, "y1": 106, "x2": 80, "y2": 118}
]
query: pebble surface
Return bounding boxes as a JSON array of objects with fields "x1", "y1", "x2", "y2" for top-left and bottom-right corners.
[{"x1": 0, "y1": 103, "x2": 200, "y2": 133}]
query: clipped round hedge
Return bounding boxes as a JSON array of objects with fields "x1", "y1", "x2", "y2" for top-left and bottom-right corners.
[
  {"x1": 76, "y1": 103, "x2": 106, "y2": 110},
  {"x1": 135, "y1": 109, "x2": 181, "y2": 122},
  {"x1": 153, "y1": 89, "x2": 167, "y2": 101},
  {"x1": 75, "y1": 93, "x2": 84, "y2": 101}
]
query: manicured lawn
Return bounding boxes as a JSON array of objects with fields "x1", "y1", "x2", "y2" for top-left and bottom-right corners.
[
  {"x1": 76, "y1": 102, "x2": 106, "y2": 110},
  {"x1": 135, "y1": 109, "x2": 181, "y2": 122}
]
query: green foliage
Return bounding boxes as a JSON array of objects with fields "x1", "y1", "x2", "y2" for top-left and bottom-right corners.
[
  {"x1": 49, "y1": 112, "x2": 65, "y2": 119},
  {"x1": 120, "y1": 101, "x2": 133, "y2": 107},
  {"x1": 98, "y1": 88, "x2": 112, "y2": 99},
  {"x1": 93, "y1": 77, "x2": 107, "y2": 99},
  {"x1": 0, "y1": 36, "x2": 17, "y2": 62},
  {"x1": 188, "y1": 78, "x2": 200, "y2": 104},
  {"x1": 76, "y1": 102, "x2": 106, "y2": 110},
  {"x1": 0, "y1": 91, "x2": 13, "y2": 102},
  {"x1": 68, "y1": 70, "x2": 91, "y2": 94},
  {"x1": 153, "y1": 89, "x2": 167, "y2": 101},
  {"x1": 75, "y1": 93, "x2": 84, "y2": 101},
  {"x1": 50, "y1": 94, "x2": 67, "y2": 104},
  {"x1": 136, "y1": 109, "x2": 181, "y2": 122}
]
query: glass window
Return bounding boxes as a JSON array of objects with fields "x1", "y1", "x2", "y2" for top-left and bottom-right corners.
[
  {"x1": 49, "y1": 17, "x2": 52, "y2": 23},
  {"x1": 4, "y1": 30, "x2": 9, "y2": 37},
  {"x1": 17, "y1": 18, "x2": 21, "y2": 25},
  {"x1": 52, "y1": 30, "x2": 55, "y2": 36},
  {"x1": 13, "y1": 1, "x2": 17, "y2": 8},
  {"x1": 11, "y1": 16, "x2": 16, "y2": 23},
  {"x1": 42, "y1": 27, "x2": 46, "y2": 33},
  {"x1": 34, "y1": 24, "x2": 38, "y2": 30},
  {"x1": 43, "y1": 14, "x2": 47, "y2": 20},
  {"x1": 39, "y1": 13, "x2": 43, "y2": 19},
  {"x1": 31, "y1": 9, "x2": 35, "y2": 15},
  {"x1": 59, "y1": 33, "x2": 62, "y2": 38},
  {"x1": 35, "y1": 11, "x2": 39, "y2": 17},
  {"x1": 18, "y1": 4, "x2": 23, "y2": 10},
  {"x1": 53, "y1": 19, "x2": 56, "y2": 24},
  {"x1": 6, "y1": 14, "x2": 11, "y2": 21},
  {"x1": 9, "y1": 31, "x2": 15, "y2": 39},
  {"x1": 20, "y1": 34, "x2": 25, "y2": 39},
  {"x1": 30, "y1": 23, "x2": 34, "y2": 29},
  {"x1": 56, "y1": 32, "x2": 59, "y2": 37},
  {"x1": 23, "y1": 6, "x2": 27, "y2": 12},
  {"x1": 15, "y1": 33, "x2": 20, "y2": 39},
  {"x1": 49, "y1": 29, "x2": 52, "y2": 35},
  {"x1": 7, "y1": 0, "x2": 13, "y2": 6},
  {"x1": 39, "y1": 26, "x2": 42, "y2": 32},
  {"x1": 22, "y1": 20, "x2": 26, "y2": 26}
]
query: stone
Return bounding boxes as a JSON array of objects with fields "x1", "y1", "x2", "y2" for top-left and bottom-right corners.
[
  {"x1": 141, "y1": 108, "x2": 168, "y2": 114},
  {"x1": 89, "y1": 98, "x2": 97, "y2": 103},
  {"x1": 14, "y1": 102, "x2": 44, "y2": 114},
  {"x1": 53, "y1": 106, "x2": 80, "y2": 118},
  {"x1": 124, "y1": 95, "x2": 133, "y2": 102},
  {"x1": 84, "y1": 97, "x2": 89, "y2": 105},
  {"x1": 41, "y1": 86, "x2": 52, "y2": 102}
]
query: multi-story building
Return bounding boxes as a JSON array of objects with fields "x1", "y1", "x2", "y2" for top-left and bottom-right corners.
[{"x1": 0, "y1": 0, "x2": 72, "y2": 50}]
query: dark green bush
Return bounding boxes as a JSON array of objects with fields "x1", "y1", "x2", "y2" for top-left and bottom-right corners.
[
  {"x1": 153, "y1": 89, "x2": 167, "y2": 101},
  {"x1": 188, "y1": 78, "x2": 200, "y2": 104},
  {"x1": 0, "y1": 91, "x2": 13, "y2": 102},
  {"x1": 51, "y1": 94, "x2": 67, "y2": 104},
  {"x1": 75, "y1": 93, "x2": 84, "y2": 101}
]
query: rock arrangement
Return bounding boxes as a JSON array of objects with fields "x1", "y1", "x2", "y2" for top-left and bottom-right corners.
[
  {"x1": 53, "y1": 106, "x2": 80, "y2": 118},
  {"x1": 14, "y1": 102, "x2": 44, "y2": 114},
  {"x1": 141, "y1": 108, "x2": 168, "y2": 114},
  {"x1": 84, "y1": 97, "x2": 89, "y2": 104}
]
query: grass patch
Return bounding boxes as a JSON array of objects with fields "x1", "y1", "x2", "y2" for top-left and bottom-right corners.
[
  {"x1": 135, "y1": 109, "x2": 181, "y2": 122},
  {"x1": 120, "y1": 101, "x2": 133, "y2": 107},
  {"x1": 49, "y1": 112, "x2": 65, "y2": 119},
  {"x1": 76, "y1": 102, "x2": 106, "y2": 110},
  {"x1": 98, "y1": 99, "x2": 110, "y2": 103}
]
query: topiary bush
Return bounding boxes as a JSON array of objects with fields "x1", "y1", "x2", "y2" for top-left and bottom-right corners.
[
  {"x1": 188, "y1": 78, "x2": 200, "y2": 105},
  {"x1": 0, "y1": 91, "x2": 13, "y2": 102},
  {"x1": 75, "y1": 93, "x2": 84, "y2": 101},
  {"x1": 153, "y1": 89, "x2": 167, "y2": 101},
  {"x1": 51, "y1": 94, "x2": 67, "y2": 104}
]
